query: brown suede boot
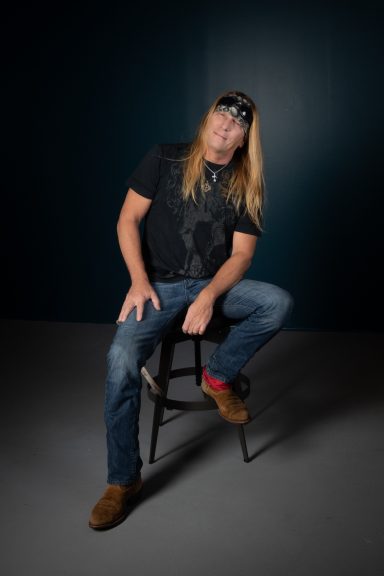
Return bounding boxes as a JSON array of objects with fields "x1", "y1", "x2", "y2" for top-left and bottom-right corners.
[
  {"x1": 89, "y1": 476, "x2": 143, "y2": 530},
  {"x1": 201, "y1": 378, "x2": 250, "y2": 424}
]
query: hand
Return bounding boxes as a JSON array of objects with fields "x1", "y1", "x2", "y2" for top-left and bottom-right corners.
[
  {"x1": 182, "y1": 292, "x2": 214, "y2": 335},
  {"x1": 117, "y1": 280, "x2": 161, "y2": 323}
]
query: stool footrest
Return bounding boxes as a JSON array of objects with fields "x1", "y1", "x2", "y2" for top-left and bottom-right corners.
[
  {"x1": 146, "y1": 366, "x2": 250, "y2": 411},
  {"x1": 147, "y1": 385, "x2": 217, "y2": 411}
]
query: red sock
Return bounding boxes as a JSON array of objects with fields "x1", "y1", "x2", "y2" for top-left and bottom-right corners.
[{"x1": 202, "y1": 367, "x2": 230, "y2": 391}]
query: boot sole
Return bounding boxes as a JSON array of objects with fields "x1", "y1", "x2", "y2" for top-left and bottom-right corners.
[{"x1": 219, "y1": 412, "x2": 251, "y2": 425}]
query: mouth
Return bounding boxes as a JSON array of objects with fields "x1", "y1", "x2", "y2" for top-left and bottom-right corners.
[{"x1": 213, "y1": 131, "x2": 227, "y2": 141}]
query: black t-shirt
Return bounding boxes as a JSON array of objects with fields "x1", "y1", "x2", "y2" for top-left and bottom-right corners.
[{"x1": 126, "y1": 143, "x2": 261, "y2": 281}]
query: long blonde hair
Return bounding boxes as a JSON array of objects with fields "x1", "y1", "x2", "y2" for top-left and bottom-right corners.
[{"x1": 182, "y1": 90, "x2": 264, "y2": 228}]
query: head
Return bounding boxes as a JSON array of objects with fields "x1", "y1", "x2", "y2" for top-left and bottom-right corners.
[{"x1": 198, "y1": 90, "x2": 259, "y2": 163}]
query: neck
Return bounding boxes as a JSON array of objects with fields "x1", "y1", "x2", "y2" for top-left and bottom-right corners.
[{"x1": 204, "y1": 149, "x2": 234, "y2": 165}]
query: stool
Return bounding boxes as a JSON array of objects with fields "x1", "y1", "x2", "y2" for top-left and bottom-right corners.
[{"x1": 144, "y1": 314, "x2": 251, "y2": 463}]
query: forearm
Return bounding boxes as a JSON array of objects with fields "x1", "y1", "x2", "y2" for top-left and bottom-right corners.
[
  {"x1": 201, "y1": 252, "x2": 253, "y2": 303},
  {"x1": 115, "y1": 189, "x2": 157, "y2": 322},
  {"x1": 117, "y1": 218, "x2": 148, "y2": 284},
  {"x1": 116, "y1": 217, "x2": 161, "y2": 322},
  {"x1": 181, "y1": 251, "x2": 252, "y2": 335}
]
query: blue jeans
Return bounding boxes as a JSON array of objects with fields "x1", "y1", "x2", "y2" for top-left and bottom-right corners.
[{"x1": 104, "y1": 278, "x2": 293, "y2": 484}]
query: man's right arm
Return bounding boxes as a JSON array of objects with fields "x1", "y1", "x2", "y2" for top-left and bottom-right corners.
[{"x1": 116, "y1": 188, "x2": 161, "y2": 323}]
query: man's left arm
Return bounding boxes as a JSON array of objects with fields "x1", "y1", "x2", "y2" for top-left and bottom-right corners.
[{"x1": 182, "y1": 232, "x2": 257, "y2": 335}]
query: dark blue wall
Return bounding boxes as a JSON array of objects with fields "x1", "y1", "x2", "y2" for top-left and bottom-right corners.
[{"x1": 3, "y1": 1, "x2": 383, "y2": 330}]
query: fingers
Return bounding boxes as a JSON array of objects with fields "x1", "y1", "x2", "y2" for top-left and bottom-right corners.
[
  {"x1": 183, "y1": 324, "x2": 207, "y2": 336},
  {"x1": 182, "y1": 314, "x2": 207, "y2": 336},
  {"x1": 135, "y1": 302, "x2": 144, "y2": 322},
  {"x1": 117, "y1": 301, "x2": 134, "y2": 323},
  {"x1": 116, "y1": 287, "x2": 161, "y2": 324},
  {"x1": 182, "y1": 300, "x2": 213, "y2": 335},
  {"x1": 117, "y1": 300, "x2": 145, "y2": 323},
  {"x1": 150, "y1": 289, "x2": 161, "y2": 311}
]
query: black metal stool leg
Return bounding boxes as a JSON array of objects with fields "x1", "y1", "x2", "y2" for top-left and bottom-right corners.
[
  {"x1": 149, "y1": 396, "x2": 163, "y2": 464},
  {"x1": 193, "y1": 338, "x2": 202, "y2": 386},
  {"x1": 157, "y1": 338, "x2": 176, "y2": 425},
  {"x1": 237, "y1": 425, "x2": 250, "y2": 463}
]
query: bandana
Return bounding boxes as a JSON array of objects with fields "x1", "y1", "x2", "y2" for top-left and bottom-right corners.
[{"x1": 215, "y1": 94, "x2": 253, "y2": 132}]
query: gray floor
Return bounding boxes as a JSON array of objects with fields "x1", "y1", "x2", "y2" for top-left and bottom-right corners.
[{"x1": 1, "y1": 319, "x2": 383, "y2": 576}]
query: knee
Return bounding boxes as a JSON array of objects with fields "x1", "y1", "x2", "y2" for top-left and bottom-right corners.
[
  {"x1": 106, "y1": 340, "x2": 140, "y2": 382},
  {"x1": 277, "y1": 287, "x2": 294, "y2": 318},
  {"x1": 107, "y1": 341, "x2": 126, "y2": 371},
  {"x1": 105, "y1": 341, "x2": 143, "y2": 410},
  {"x1": 264, "y1": 285, "x2": 294, "y2": 328}
]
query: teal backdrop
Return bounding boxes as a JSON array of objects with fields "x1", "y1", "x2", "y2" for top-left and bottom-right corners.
[{"x1": 3, "y1": 1, "x2": 383, "y2": 330}]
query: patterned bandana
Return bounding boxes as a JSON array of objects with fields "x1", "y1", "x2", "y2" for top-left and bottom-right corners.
[{"x1": 215, "y1": 94, "x2": 253, "y2": 132}]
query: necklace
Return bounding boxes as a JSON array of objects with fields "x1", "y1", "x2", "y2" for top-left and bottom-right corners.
[{"x1": 203, "y1": 160, "x2": 229, "y2": 182}]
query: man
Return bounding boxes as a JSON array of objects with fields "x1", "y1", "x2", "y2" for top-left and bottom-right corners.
[{"x1": 89, "y1": 90, "x2": 293, "y2": 530}]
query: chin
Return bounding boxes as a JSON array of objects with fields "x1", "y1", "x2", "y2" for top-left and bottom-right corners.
[{"x1": 209, "y1": 140, "x2": 226, "y2": 153}]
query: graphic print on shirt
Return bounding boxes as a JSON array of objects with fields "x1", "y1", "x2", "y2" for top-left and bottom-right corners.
[{"x1": 164, "y1": 160, "x2": 236, "y2": 278}]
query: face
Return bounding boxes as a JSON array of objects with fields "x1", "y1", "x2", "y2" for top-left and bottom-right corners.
[{"x1": 204, "y1": 110, "x2": 245, "y2": 162}]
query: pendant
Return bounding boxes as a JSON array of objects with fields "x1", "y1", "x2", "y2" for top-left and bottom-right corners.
[{"x1": 212, "y1": 174, "x2": 217, "y2": 182}]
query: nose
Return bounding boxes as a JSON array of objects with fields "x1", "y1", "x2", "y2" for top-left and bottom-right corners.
[{"x1": 221, "y1": 116, "x2": 232, "y2": 131}]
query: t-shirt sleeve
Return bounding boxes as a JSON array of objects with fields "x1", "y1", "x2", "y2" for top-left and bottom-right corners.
[
  {"x1": 126, "y1": 144, "x2": 162, "y2": 199},
  {"x1": 235, "y1": 208, "x2": 262, "y2": 237}
]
